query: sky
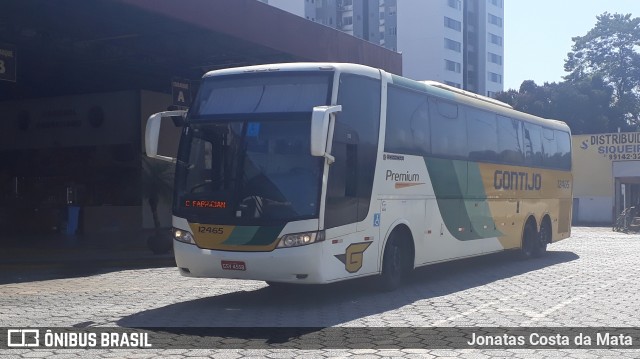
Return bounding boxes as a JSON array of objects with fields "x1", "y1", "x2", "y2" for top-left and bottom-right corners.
[{"x1": 504, "y1": 0, "x2": 640, "y2": 91}]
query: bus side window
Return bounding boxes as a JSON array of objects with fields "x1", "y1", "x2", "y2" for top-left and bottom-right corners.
[
  {"x1": 384, "y1": 85, "x2": 430, "y2": 156},
  {"x1": 555, "y1": 130, "x2": 571, "y2": 170},
  {"x1": 541, "y1": 128, "x2": 557, "y2": 168},
  {"x1": 523, "y1": 122, "x2": 543, "y2": 166},
  {"x1": 430, "y1": 98, "x2": 467, "y2": 159},
  {"x1": 497, "y1": 115, "x2": 524, "y2": 165},
  {"x1": 467, "y1": 108, "x2": 497, "y2": 162}
]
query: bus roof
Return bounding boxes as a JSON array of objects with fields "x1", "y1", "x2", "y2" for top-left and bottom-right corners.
[
  {"x1": 202, "y1": 62, "x2": 381, "y2": 79},
  {"x1": 201, "y1": 62, "x2": 570, "y2": 133}
]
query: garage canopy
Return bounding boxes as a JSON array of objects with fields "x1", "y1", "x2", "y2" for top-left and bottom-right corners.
[{"x1": 0, "y1": 0, "x2": 401, "y2": 101}]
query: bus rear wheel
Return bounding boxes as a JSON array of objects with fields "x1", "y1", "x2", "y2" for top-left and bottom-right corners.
[
  {"x1": 534, "y1": 220, "x2": 551, "y2": 257},
  {"x1": 520, "y1": 221, "x2": 537, "y2": 259}
]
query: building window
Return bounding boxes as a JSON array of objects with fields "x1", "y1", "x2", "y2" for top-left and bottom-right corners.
[
  {"x1": 447, "y1": 0, "x2": 461, "y2": 10},
  {"x1": 489, "y1": 0, "x2": 503, "y2": 8},
  {"x1": 488, "y1": 72, "x2": 502, "y2": 83},
  {"x1": 388, "y1": 26, "x2": 397, "y2": 35},
  {"x1": 487, "y1": 91, "x2": 497, "y2": 97},
  {"x1": 343, "y1": 16, "x2": 353, "y2": 25},
  {"x1": 488, "y1": 52, "x2": 503, "y2": 65},
  {"x1": 489, "y1": 33, "x2": 503, "y2": 46},
  {"x1": 445, "y1": 60, "x2": 462, "y2": 73},
  {"x1": 444, "y1": 17, "x2": 462, "y2": 31},
  {"x1": 388, "y1": 6, "x2": 396, "y2": 16},
  {"x1": 488, "y1": 13, "x2": 503, "y2": 27},
  {"x1": 445, "y1": 81, "x2": 462, "y2": 88},
  {"x1": 444, "y1": 38, "x2": 462, "y2": 52}
]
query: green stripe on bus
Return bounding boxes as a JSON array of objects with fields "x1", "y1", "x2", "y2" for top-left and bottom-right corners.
[
  {"x1": 221, "y1": 225, "x2": 284, "y2": 246},
  {"x1": 222, "y1": 226, "x2": 260, "y2": 245},
  {"x1": 466, "y1": 162, "x2": 503, "y2": 238},
  {"x1": 248, "y1": 225, "x2": 286, "y2": 245},
  {"x1": 424, "y1": 157, "x2": 500, "y2": 240}
]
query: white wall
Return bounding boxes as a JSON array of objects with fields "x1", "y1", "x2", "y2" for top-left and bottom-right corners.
[
  {"x1": 575, "y1": 196, "x2": 613, "y2": 224},
  {"x1": 397, "y1": 0, "x2": 463, "y2": 85},
  {"x1": 484, "y1": 0, "x2": 504, "y2": 95}
]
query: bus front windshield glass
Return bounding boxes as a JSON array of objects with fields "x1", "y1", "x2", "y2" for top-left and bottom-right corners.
[{"x1": 174, "y1": 73, "x2": 331, "y2": 224}]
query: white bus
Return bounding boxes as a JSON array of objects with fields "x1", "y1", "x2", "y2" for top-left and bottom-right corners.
[{"x1": 146, "y1": 63, "x2": 572, "y2": 290}]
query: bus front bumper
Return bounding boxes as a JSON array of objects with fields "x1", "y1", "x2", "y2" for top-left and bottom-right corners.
[{"x1": 173, "y1": 240, "x2": 326, "y2": 284}]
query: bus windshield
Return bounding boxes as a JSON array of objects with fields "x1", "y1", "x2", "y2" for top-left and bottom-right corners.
[
  {"x1": 174, "y1": 117, "x2": 324, "y2": 225},
  {"x1": 191, "y1": 72, "x2": 332, "y2": 115},
  {"x1": 174, "y1": 72, "x2": 332, "y2": 225}
]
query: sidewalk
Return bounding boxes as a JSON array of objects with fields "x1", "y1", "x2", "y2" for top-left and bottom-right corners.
[{"x1": 0, "y1": 229, "x2": 175, "y2": 272}]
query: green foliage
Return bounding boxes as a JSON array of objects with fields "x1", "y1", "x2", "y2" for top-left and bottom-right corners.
[
  {"x1": 565, "y1": 12, "x2": 640, "y2": 127},
  {"x1": 495, "y1": 78, "x2": 615, "y2": 134},
  {"x1": 497, "y1": 12, "x2": 640, "y2": 134}
]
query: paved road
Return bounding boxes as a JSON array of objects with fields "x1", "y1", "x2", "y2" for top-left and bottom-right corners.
[{"x1": 1, "y1": 227, "x2": 639, "y2": 358}]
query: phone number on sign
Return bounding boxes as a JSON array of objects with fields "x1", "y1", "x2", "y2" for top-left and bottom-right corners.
[{"x1": 608, "y1": 153, "x2": 640, "y2": 160}]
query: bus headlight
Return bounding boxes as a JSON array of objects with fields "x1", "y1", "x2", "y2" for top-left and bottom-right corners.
[
  {"x1": 173, "y1": 228, "x2": 195, "y2": 245},
  {"x1": 277, "y1": 230, "x2": 325, "y2": 248}
]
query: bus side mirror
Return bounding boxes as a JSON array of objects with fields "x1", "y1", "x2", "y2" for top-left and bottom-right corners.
[
  {"x1": 145, "y1": 110, "x2": 187, "y2": 163},
  {"x1": 310, "y1": 105, "x2": 341, "y2": 164}
]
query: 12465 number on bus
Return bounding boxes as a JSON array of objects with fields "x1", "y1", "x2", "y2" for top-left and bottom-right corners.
[{"x1": 198, "y1": 226, "x2": 224, "y2": 234}]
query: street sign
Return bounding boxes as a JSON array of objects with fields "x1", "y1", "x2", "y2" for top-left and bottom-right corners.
[
  {"x1": 0, "y1": 43, "x2": 17, "y2": 82},
  {"x1": 171, "y1": 78, "x2": 192, "y2": 109}
]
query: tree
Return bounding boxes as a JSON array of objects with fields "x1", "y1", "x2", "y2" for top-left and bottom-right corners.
[
  {"x1": 564, "y1": 12, "x2": 640, "y2": 127},
  {"x1": 495, "y1": 77, "x2": 615, "y2": 134}
]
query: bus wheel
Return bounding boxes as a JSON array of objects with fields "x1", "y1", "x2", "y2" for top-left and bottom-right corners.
[
  {"x1": 380, "y1": 232, "x2": 407, "y2": 291},
  {"x1": 534, "y1": 220, "x2": 551, "y2": 257},
  {"x1": 520, "y1": 221, "x2": 537, "y2": 259}
]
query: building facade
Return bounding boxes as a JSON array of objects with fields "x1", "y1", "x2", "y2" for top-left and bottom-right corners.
[
  {"x1": 266, "y1": 0, "x2": 504, "y2": 96},
  {"x1": 572, "y1": 132, "x2": 640, "y2": 224},
  {"x1": 0, "y1": 0, "x2": 401, "y2": 238}
]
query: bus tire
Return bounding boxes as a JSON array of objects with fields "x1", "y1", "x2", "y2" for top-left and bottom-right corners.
[
  {"x1": 379, "y1": 231, "x2": 410, "y2": 291},
  {"x1": 520, "y1": 220, "x2": 537, "y2": 259},
  {"x1": 534, "y1": 218, "x2": 551, "y2": 257}
]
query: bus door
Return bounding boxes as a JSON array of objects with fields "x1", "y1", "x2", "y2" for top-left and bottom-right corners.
[{"x1": 323, "y1": 73, "x2": 381, "y2": 275}]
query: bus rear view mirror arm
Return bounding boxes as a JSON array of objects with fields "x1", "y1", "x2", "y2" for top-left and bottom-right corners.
[
  {"x1": 145, "y1": 110, "x2": 187, "y2": 163},
  {"x1": 310, "y1": 105, "x2": 341, "y2": 164}
]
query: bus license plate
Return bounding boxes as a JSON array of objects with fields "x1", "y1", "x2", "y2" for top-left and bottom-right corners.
[{"x1": 221, "y1": 260, "x2": 246, "y2": 271}]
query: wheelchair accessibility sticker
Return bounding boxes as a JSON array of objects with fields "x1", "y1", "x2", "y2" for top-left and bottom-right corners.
[{"x1": 373, "y1": 213, "x2": 380, "y2": 227}]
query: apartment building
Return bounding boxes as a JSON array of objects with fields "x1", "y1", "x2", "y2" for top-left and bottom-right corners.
[{"x1": 266, "y1": 0, "x2": 504, "y2": 96}]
